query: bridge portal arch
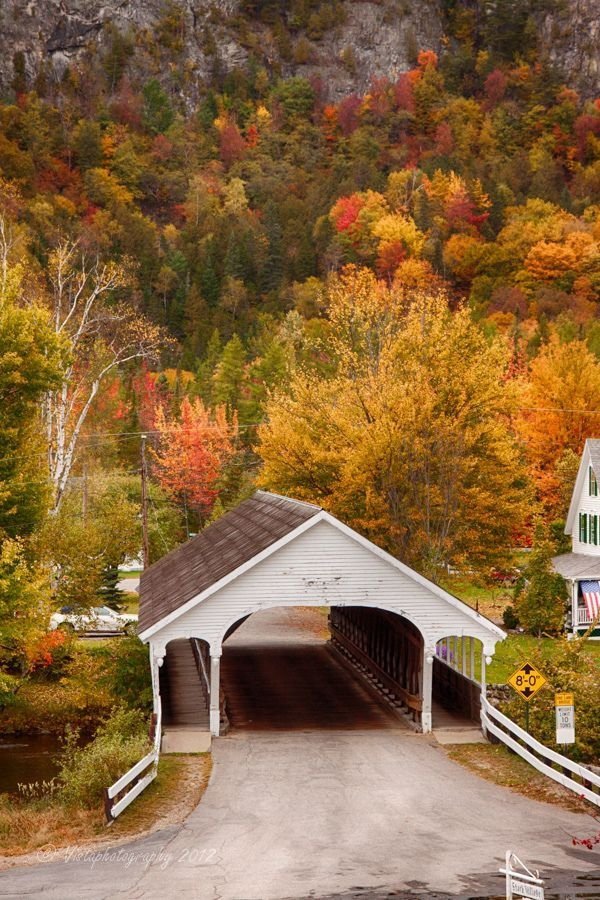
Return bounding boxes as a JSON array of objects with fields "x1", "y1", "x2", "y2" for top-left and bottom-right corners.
[{"x1": 139, "y1": 492, "x2": 504, "y2": 742}]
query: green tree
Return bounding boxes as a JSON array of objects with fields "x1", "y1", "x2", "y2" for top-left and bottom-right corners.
[
  {"x1": 73, "y1": 119, "x2": 103, "y2": 170},
  {"x1": 142, "y1": 79, "x2": 174, "y2": 134},
  {"x1": 0, "y1": 264, "x2": 65, "y2": 539},
  {"x1": 514, "y1": 522, "x2": 568, "y2": 636},
  {"x1": 212, "y1": 334, "x2": 247, "y2": 411}
]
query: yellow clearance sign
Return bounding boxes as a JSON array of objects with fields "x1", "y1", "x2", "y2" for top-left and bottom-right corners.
[{"x1": 507, "y1": 662, "x2": 547, "y2": 701}]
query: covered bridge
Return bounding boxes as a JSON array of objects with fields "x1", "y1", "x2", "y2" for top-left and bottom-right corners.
[{"x1": 138, "y1": 491, "x2": 504, "y2": 748}]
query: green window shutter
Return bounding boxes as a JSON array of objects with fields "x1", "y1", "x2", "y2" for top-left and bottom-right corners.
[
  {"x1": 580, "y1": 513, "x2": 588, "y2": 543},
  {"x1": 591, "y1": 467, "x2": 599, "y2": 497},
  {"x1": 590, "y1": 467, "x2": 593, "y2": 495},
  {"x1": 594, "y1": 515, "x2": 598, "y2": 545},
  {"x1": 584, "y1": 513, "x2": 588, "y2": 543}
]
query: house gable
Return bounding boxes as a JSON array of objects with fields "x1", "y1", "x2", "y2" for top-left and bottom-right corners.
[{"x1": 565, "y1": 440, "x2": 600, "y2": 556}]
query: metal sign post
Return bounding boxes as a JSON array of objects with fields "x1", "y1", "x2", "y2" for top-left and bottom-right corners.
[
  {"x1": 500, "y1": 851, "x2": 544, "y2": 900},
  {"x1": 555, "y1": 692, "x2": 575, "y2": 745}
]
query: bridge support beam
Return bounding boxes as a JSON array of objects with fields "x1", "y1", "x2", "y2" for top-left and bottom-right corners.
[
  {"x1": 210, "y1": 652, "x2": 221, "y2": 736},
  {"x1": 422, "y1": 648, "x2": 433, "y2": 734}
]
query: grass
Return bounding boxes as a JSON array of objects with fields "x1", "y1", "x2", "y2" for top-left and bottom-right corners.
[
  {"x1": 440, "y1": 573, "x2": 513, "y2": 623},
  {"x1": 445, "y1": 742, "x2": 594, "y2": 814},
  {"x1": 440, "y1": 572, "x2": 600, "y2": 683},
  {"x1": 0, "y1": 753, "x2": 211, "y2": 859},
  {"x1": 489, "y1": 633, "x2": 600, "y2": 682},
  {"x1": 120, "y1": 593, "x2": 139, "y2": 615}
]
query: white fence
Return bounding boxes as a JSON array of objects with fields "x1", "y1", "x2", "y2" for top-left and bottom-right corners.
[
  {"x1": 481, "y1": 696, "x2": 600, "y2": 808},
  {"x1": 104, "y1": 708, "x2": 161, "y2": 823}
]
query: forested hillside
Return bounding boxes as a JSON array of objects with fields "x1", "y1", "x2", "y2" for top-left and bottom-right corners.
[{"x1": 1, "y1": 0, "x2": 600, "y2": 674}]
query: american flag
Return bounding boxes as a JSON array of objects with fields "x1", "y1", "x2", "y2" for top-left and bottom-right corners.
[{"x1": 580, "y1": 581, "x2": 600, "y2": 620}]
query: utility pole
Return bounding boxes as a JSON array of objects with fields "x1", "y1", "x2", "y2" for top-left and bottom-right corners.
[
  {"x1": 82, "y1": 460, "x2": 88, "y2": 523},
  {"x1": 141, "y1": 434, "x2": 150, "y2": 570}
]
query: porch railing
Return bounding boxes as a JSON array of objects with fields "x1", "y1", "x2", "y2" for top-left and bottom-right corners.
[
  {"x1": 481, "y1": 696, "x2": 600, "y2": 807},
  {"x1": 576, "y1": 605, "x2": 594, "y2": 626}
]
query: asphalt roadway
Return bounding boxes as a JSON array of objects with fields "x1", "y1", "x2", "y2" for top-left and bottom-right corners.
[{"x1": 0, "y1": 608, "x2": 599, "y2": 900}]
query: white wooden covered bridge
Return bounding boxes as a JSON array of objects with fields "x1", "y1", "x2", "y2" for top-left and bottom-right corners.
[{"x1": 138, "y1": 491, "x2": 504, "y2": 749}]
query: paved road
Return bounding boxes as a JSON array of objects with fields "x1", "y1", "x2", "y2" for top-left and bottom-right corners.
[{"x1": 1, "y1": 609, "x2": 598, "y2": 899}]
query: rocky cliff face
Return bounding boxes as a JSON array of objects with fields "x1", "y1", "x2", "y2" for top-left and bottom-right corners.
[
  {"x1": 536, "y1": 0, "x2": 600, "y2": 99},
  {"x1": 0, "y1": 0, "x2": 442, "y2": 101},
  {"x1": 0, "y1": 0, "x2": 598, "y2": 101}
]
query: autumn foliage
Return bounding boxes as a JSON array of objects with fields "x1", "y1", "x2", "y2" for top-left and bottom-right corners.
[{"x1": 152, "y1": 397, "x2": 238, "y2": 517}]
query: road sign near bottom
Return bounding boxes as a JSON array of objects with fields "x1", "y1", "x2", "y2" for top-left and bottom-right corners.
[
  {"x1": 501, "y1": 851, "x2": 544, "y2": 900},
  {"x1": 510, "y1": 879, "x2": 544, "y2": 900}
]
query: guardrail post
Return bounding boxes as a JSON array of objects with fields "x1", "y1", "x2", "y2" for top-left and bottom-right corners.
[{"x1": 103, "y1": 787, "x2": 114, "y2": 824}]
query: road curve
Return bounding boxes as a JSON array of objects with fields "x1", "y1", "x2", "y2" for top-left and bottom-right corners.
[{"x1": 0, "y1": 608, "x2": 598, "y2": 900}]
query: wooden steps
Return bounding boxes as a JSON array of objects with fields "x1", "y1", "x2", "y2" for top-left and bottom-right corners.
[{"x1": 160, "y1": 639, "x2": 209, "y2": 728}]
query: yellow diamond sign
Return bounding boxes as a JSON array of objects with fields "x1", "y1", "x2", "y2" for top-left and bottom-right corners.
[{"x1": 507, "y1": 662, "x2": 547, "y2": 701}]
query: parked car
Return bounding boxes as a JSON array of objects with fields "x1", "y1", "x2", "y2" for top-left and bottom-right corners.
[
  {"x1": 50, "y1": 605, "x2": 138, "y2": 635},
  {"x1": 488, "y1": 566, "x2": 521, "y2": 587}
]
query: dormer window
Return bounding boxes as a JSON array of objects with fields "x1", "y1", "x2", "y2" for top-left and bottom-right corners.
[
  {"x1": 589, "y1": 466, "x2": 598, "y2": 497},
  {"x1": 580, "y1": 512, "x2": 588, "y2": 543}
]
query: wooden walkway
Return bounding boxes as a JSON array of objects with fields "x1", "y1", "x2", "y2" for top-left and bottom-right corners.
[{"x1": 160, "y1": 639, "x2": 209, "y2": 728}]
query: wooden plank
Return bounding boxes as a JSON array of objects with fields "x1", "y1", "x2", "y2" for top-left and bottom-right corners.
[
  {"x1": 482, "y1": 709, "x2": 600, "y2": 807},
  {"x1": 482, "y1": 698, "x2": 600, "y2": 786},
  {"x1": 110, "y1": 769, "x2": 157, "y2": 819},
  {"x1": 331, "y1": 625, "x2": 422, "y2": 712},
  {"x1": 107, "y1": 750, "x2": 157, "y2": 799}
]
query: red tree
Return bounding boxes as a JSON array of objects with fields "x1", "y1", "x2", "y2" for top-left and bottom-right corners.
[{"x1": 152, "y1": 397, "x2": 237, "y2": 516}]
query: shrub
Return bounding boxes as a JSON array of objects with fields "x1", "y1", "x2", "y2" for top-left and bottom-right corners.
[
  {"x1": 102, "y1": 636, "x2": 153, "y2": 711},
  {"x1": 25, "y1": 629, "x2": 72, "y2": 678},
  {"x1": 514, "y1": 523, "x2": 567, "y2": 635},
  {"x1": 0, "y1": 671, "x2": 20, "y2": 710},
  {"x1": 500, "y1": 636, "x2": 600, "y2": 763},
  {"x1": 502, "y1": 605, "x2": 519, "y2": 629},
  {"x1": 58, "y1": 707, "x2": 150, "y2": 807}
]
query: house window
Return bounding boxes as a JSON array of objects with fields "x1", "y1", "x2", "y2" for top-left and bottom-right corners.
[
  {"x1": 580, "y1": 512, "x2": 588, "y2": 543},
  {"x1": 592, "y1": 515, "x2": 599, "y2": 545},
  {"x1": 590, "y1": 466, "x2": 598, "y2": 497}
]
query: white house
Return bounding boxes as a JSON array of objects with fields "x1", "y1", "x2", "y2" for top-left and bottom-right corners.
[{"x1": 553, "y1": 438, "x2": 600, "y2": 637}]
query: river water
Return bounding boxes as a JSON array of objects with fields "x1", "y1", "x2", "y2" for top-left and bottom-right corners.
[{"x1": 0, "y1": 733, "x2": 65, "y2": 794}]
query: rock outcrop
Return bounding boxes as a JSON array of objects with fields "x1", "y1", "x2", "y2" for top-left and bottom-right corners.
[{"x1": 0, "y1": 0, "x2": 598, "y2": 101}]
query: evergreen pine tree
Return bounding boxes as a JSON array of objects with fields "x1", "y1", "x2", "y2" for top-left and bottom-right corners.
[
  {"x1": 261, "y1": 201, "x2": 284, "y2": 293},
  {"x1": 212, "y1": 335, "x2": 246, "y2": 410}
]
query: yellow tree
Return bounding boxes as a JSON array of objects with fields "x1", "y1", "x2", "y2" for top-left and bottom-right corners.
[
  {"x1": 517, "y1": 337, "x2": 600, "y2": 512},
  {"x1": 259, "y1": 267, "x2": 527, "y2": 576}
]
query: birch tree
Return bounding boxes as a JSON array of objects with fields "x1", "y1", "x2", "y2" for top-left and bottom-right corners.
[{"x1": 44, "y1": 241, "x2": 168, "y2": 513}]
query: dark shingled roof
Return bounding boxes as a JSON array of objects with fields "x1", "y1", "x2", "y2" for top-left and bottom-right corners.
[{"x1": 138, "y1": 491, "x2": 321, "y2": 633}]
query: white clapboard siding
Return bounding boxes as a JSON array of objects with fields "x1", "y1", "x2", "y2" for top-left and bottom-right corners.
[
  {"x1": 567, "y1": 442, "x2": 600, "y2": 554},
  {"x1": 572, "y1": 491, "x2": 600, "y2": 555},
  {"x1": 151, "y1": 518, "x2": 500, "y2": 654}
]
